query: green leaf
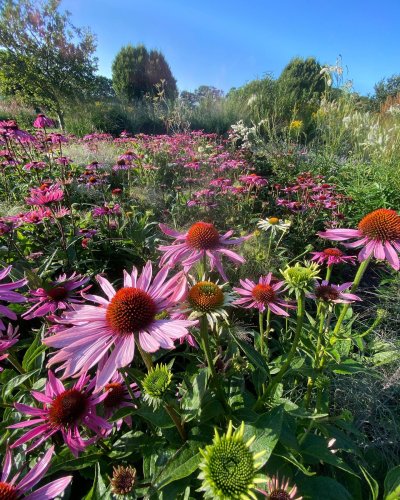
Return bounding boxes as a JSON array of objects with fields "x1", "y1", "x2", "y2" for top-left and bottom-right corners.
[
  {"x1": 360, "y1": 465, "x2": 379, "y2": 500},
  {"x1": 230, "y1": 333, "x2": 269, "y2": 378},
  {"x1": 2, "y1": 369, "x2": 41, "y2": 398},
  {"x1": 22, "y1": 328, "x2": 46, "y2": 372},
  {"x1": 332, "y1": 359, "x2": 373, "y2": 375},
  {"x1": 50, "y1": 451, "x2": 103, "y2": 474},
  {"x1": 298, "y1": 476, "x2": 353, "y2": 500},
  {"x1": 243, "y1": 405, "x2": 284, "y2": 466},
  {"x1": 82, "y1": 463, "x2": 111, "y2": 500},
  {"x1": 155, "y1": 441, "x2": 202, "y2": 489},
  {"x1": 384, "y1": 465, "x2": 400, "y2": 499}
]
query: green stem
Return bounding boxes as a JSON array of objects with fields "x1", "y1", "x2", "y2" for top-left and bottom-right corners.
[
  {"x1": 259, "y1": 311, "x2": 264, "y2": 354},
  {"x1": 325, "y1": 265, "x2": 332, "y2": 282},
  {"x1": 305, "y1": 303, "x2": 326, "y2": 408},
  {"x1": 120, "y1": 369, "x2": 139, "y2": 404},
  {"x1": 332, "y1": 257, "x2": 371, "y2": 336},
  {"x1": 199, "y1": 316, "x2": 216, "y2": 377},
  {"x1": 268, "y1": 291, "x2": 306, "y2": 392},
  {"x1": 135, "y1": 339, "x2": 154, "y2": 371},
  {"x1": 265, "y1": 308, "x2": 271, "y2": 356},
  {"x1": 7, "y1": 353, "x2": 25, "y2": 374}
]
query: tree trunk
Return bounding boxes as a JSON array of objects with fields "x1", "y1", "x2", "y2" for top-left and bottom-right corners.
[{"x1": 56, "y1": 109, "x2": 65, "y2": 132}]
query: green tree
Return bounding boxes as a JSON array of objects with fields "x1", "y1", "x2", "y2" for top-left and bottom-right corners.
[
  {"x1": 0, "y1": 0, "x2": 98, "y2": 130},
  {"x1": 112, "y1": 44, "x2": 177, "y2": 102},
  {"x1": 374, "y1": 74, "x2": 400, "y2": 105}
]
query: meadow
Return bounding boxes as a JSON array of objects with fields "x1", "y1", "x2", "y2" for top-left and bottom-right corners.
[{"x1": 0, "y1": 79, "x2": 400, "y2": 500}]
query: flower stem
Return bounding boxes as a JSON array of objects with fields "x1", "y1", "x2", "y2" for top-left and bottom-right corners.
[
  {"x1": 332, "y1": 257, "x2": 370, "y2": 336},
  {"x1": 305, "y1": 303, "x2": 326, "y2": 408},
  {"x1": 268, "y1": 291, "x2": 305, "y2": 393},
  {"x1": 325, "y1": 265, "x2": 332, "y2": 282},
  {"x1": 200, "y1": 316, "x2": 216, "y2": 378},
  {"x1": 258, "y1": 311, "x2": 264, "y2": 354}
]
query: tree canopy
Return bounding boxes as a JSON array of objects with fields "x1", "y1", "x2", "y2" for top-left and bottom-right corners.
[
  {"x1": 112, "y1": 44, "x2": 177, "y2": 102},
  {"x1": 0, "y1": 0, "x2": 98, "y2": 129}
]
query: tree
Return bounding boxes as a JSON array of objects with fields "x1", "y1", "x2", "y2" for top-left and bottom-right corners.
[
  {"x1": 112, "y1": 44, "x2": 177, "y2": 102},
  {"x1": 0, "y1": 0, "x2": 98, "y2": 129},
  {"x1": 374, "y1": 74, "x2": 400, "y2": 106},
  {"x1": 180, "y1": 85, "x2": 224, "y2": 108},
  {"x1": 278, "y1": 57, "x2": 325, "y2": 102}
]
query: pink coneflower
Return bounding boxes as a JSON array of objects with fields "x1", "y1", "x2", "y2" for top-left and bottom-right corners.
[
  {"x1": 307, "y1": 280, "x2": 361, "y2": 304},
  {"x1": 33, "y1": 114, "x2": 55, "y2": 128},
  {"x1": 92, "y1": 203, "x2": 121, "y2": 217},
  {"x1": 0, "y1": 446, "x2": 72, "y2": 499},
  {"x1": 239, "y1": 173, "x2": 268, "y2": 187},
  {"x1": 0, "y1": 266, "x2": 27, "y2": 330},
  {"x1": 233, "y1": 273, "x2": 294, "y2": 316},
  {"x1": 24, "y1": 161, "x2": 47, "y2": 171},
  {"x1": 0, "y1": 323, "x2": 19, "y2": 371},
  {"x1": 158, "y1": 222, "x2": 249, "y2": 280},
  {"x1": 25, "y1": 184, "x2": 64, "y2": 206},
  {"x1": 43, "y1": 262, "x2": 196, "y2": 390},
  {"x1": 22, "y1": 272, "x2": 90, "y2": 320},
  {"x1": 257, "y1": 476, "x2": 302, "y2": 499},
  {"x1": 318, "y1": 208, "x2": 400, "y2": 270},
  {"x1": 310, "y1": 248, "x2": 356, "y2": 266},
  {"x1": 0, "y1": 120, "x2": 35, "y2": 142},
  {"x1": 9, "y1": 371, "x2": 111, "y2": 457},
  {"x1": 47, "y1": 132, "x2": 68, "y2": 144},
  {"x1": 22, "y1": 207, "x2": 52, "y2": 224},
  {"x1": 102, "y1": 370, "x2": 140, "y2": 431}
]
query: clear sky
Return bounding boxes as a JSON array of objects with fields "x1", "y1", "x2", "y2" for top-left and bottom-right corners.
[{"x1": 63, "y1": 0, "x2": 400, "y2": 96}]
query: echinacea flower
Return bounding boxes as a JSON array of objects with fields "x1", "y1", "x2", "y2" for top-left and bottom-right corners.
[
  {"x1": 281, "y1": 262, "x2": 320, "y2": 295},
  {"x1": 307, "y1": 280, "x2": 361, "y2": 304},
  {"x1": 25, "y1": 184, "x2": 64, "y2": 206},
  {"x1": 111, "y1": 465, "x2": 136, "y2": 496},
  {"x1": 310, "y1": 248, "x2": 356, "y2": 266},
  {"x1": 102, "y1": 370, "x2": 140, "y2": 431},
  {"x1": 158, "y1": 222, "x2": 250, "y2": 280},
  {"x1": 9, "y1": 371, "x2": 111, "y2": 457},
  {"x1": 198, "y1": 421, "x2": 265, "y2": 500},
  {"x1": 0, "y1": 446, "x2": 72, "y2": 499},
  {"x1": 33, "y1": 114, "x2": 55, "y2": 128},
  {"x1": 318, "y1": 208, "x2": 400, "y2": 270},
  {"x1": 257, "y1": 476, "x2": 302, "y2": 499},
  {"x1": 233, "y1": 273, "x2": 294, "y2": 316},
  {"x1": 142, "y1": 363, "x2": 173, "y2": 407},
  {"x1": 0, "y1": 323, "x2": 19, "y2": 371},
  {"x1": 257, "y1": 217, "x2": 291, "y2": 236},
  {"x1": 183, "y1": 280, "x2": 235, "y2": 329},
  {"x1": 43, "y1": 262, "x2": 196, "y2": 390},
  {"x1": 0, "y1": 266, "x2": 27, "y2": 330},
  {"x1": 22, "y1": 272, "x2": 90, "y2": 320}
]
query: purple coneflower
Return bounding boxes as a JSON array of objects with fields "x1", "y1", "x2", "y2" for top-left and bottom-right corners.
[
  {"x1": 24, "y1": 161, "x2": 47, "y2": 171},
  {"x1": 310, "y1": 248, "x2": 356, "y2": 266},
  {"x1": 9, "y1": 371, "x2": 111, "y2": 457},
  {"x1": 257, "y1": 476, "x2": 302, "y2": 499},
  {"x1": 0, "y1": 266, "x2": 27, "y2": 330},
  {"x1": 307, "y1": 280, "x2": 361, "y2": 304},
  {"x1": 233, "y1": 273, "x2": 294, "y2": 316},
  {"x1": 0, "y1": 446, "x2": 72, "y2": 499},
  {"x1": 43, "y1": 262, "x2": 196, "y2": 390},
  {"x1": 0, "y1": 323, "x2": 19, "y2": 371},
  {"x1": 318, "y1": 208, "x2": 400, "y2": 270},
  {"x1": 158, "y1": 221, "x2": 250, "y2": 280},
  {"x1": 25, "y1": 184, "x2": 64, "y2": 206},
  {"x1": 22, "y1": 272, "x2": 90, "y2": 320},
  {"x1": 33, "y1": 114, "x2": 55, "y2": 128}
]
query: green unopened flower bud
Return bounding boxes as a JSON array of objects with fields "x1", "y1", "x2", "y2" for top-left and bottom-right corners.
[
  {"x1": 142, "y1": 363, "x2": 172, "y2": 407},
  {"x1": 198, "y1": 421, "x2": 265, "y2": 499},
  {"x1": 281, "y1": 261, "x2": 320, "y2": 294}
]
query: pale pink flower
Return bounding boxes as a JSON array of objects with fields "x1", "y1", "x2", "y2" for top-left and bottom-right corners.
[
  {"x1": 318, "y1": 208, "x2": 400, "y2": 270},
  {"x1": 22, "y1": 272, "x2": 90, "y2": 320},
  {"x1": 158, "y1": 221, "x2": 250, "y2": 280},
  {"x1": 9, "y1": 371, "x2": 111, "y2": 457},
  {"x1": 0, "y1": 323, "x2": 19, "y2": 371},
  {"x1": 257, "y1": 475, "x2": 302, "y2": 499},
  {"x1": 43, "y1": 262, "x2": 195, "y2": 390},
  {"x1": 0, "y1": 446, "x2": 72, "y2": 499},
  {"x1": 0, "y1": 266, "x2": 27, "y2": 331},
  {"x1": 233, "y1": 273, "x2": 294, "y2": 316}
]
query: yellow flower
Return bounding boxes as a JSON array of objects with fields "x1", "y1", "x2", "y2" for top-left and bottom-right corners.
[{"x1": 289, "y1": 120, "x2": 303, "y2": 130}]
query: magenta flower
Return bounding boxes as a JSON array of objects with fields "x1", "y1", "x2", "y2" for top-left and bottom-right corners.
[
  {"x1": 233, "y1": 273, "x2": 294, "y2": 316},
  {"x1": 24, "y1": 161, "x2": 47, "y2": 171},
  {"x1": 43, "y1": 262, "x2": 196, "y2": 390},
  {"x1": 92, "y1": 203, "x2": 121, "y2": 217},
  {"x1": 102, "y1": 370, "x2": 140, "y2": 431},
  {"x1": 257, "y1": 476, "x2": 302, "y2": 499},
  {"x1": 0, "y1": 323, "x2": 19, "y2": 371},
  {"x1": 25, "y1": 184, "x2": 64, "y2": 206},
  {"x1": 318, "y1": 208, "x2": 400, "y2": 270},
  {"x1": 0, "y1": 446, "x2": 72, "y2": 499},
  {"x1": 310, "y1": 248, "x2": 356, "y2": 266},
  {"x1": 239, "y1": 173, "x2": 268, "y2": 187},
  {"x1": 307, "y1": 280, "x2": 361, "y2": 304},
  {"x1": 33, "y1": 114, "x2": 55, "y2": 129},
  {"x1": 22, "y1": 272, "x2": 90, "y2": 320},
  {"x1": 9, "y1": 371, "x2": 111, "y2": 457},
  {"x1": 47, "y1": 133, "x2": 68, "y2": 144},
  {"x1": 158, "y1": 221, "x2": 250, "y2": 280},
  {"x1": 0, "y1": 266, "x2": 27, "y2": 331},
  {"x1": 0, "y1": 120, "x2": 35, "y2": 142}
]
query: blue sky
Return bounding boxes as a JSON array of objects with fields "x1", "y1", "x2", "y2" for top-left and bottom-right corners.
[{"x1": 63, "y1": 0, "x2": 400, "y2": 96}]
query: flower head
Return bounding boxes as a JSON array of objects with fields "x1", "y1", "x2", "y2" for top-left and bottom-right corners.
[
  {"x1": 25, "y1": 184, "x2": 64, "y2": 206},
  {"x1": 281, "y1": 262, "x2": 320, "y2": 295},
  {"x1": 0, "y1": 446, "x2": 71, "y2": 499},
  {"x1": 9, "y1": 371, "x2": 111, "y2": 457},
  {"x1": 199, "y1": 421, "x2": 265, "y2": 500},
  {"x1": 310, "y1": 248, "x2": 356, "y2": 266},
  {"x1": 257, "y1": 217, "x2": 291, "y2": 236},
  {"x1": 22, "y1": 272, "x2": 90, "y2": 320},
  {"x1": 257, "y1": 476, "x2": 302, "y2": 499},
  {"x1": 44, "y1": 262, "x2": 195, "y2": 390},
  {"x1": 142, "y1": 363, "x2": 172, "y2": 407},
  {"x1": 0, "y1": 266, "x2": 27, "y2": 331},
  {"x1": 158, "y1": 222, "x2": 250, "y2": 280},
  {"x1": 33, "y1": 114, "x2": 55, "y2": 128},
  {"x1": 111, "y1": 465, "x2": 136, "y2": 496},
  {"x1": 0, "y1": 323, "x2": 19, "y2": 371},
  {"x1": 318, "y1": 208, "x2": 400, "y2": 270},
  {"x1": 307, "y1": 280, "x2": 361, "y2": 304},
  {"x1": 102, "y1": 370, "x2": 139, "y2": 431},
  {"x1": 233, "y1": 273, "x2": 295, "y2": 316}
]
